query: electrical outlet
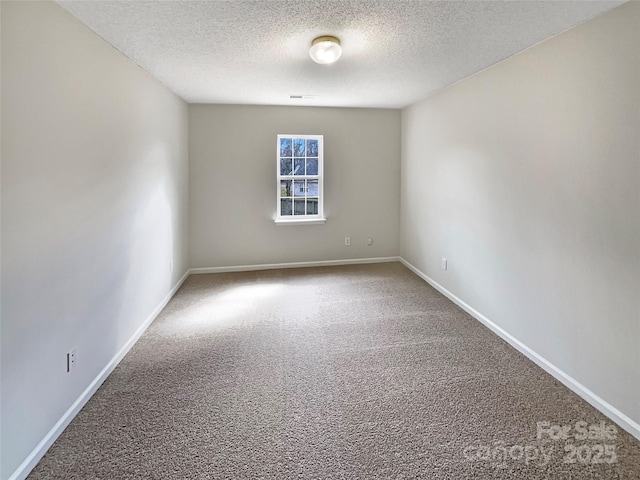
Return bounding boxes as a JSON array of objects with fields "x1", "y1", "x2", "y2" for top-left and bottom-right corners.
[
  {"x1": 442, "y1": 257, "x2": 448, "y2": 271},
  {"x1": 67, "y1": 348, "x2": 77, "y2": 372},
  {"x1": 367, "y1": 238, "x2": 373, "y2": 246},
  {"x1": 345, "y1": 237, "x2": 351, "y2": 246}
]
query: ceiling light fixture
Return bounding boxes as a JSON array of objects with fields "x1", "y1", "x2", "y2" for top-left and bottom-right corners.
[{"x1": 309, "y1": 36, "x2": 342, "y2": 65}]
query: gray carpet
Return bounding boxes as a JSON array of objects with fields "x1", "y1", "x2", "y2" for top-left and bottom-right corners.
[{"x1": 29, "y1": 263, "x2": 640, "y2": 479}]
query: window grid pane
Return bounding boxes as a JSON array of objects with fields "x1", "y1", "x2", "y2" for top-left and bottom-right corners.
[
  {"x1": 280, "y1": 158, "x2": 292, "y2": 175},
  {"x1": 307, "y1": 198, "x2": 318, "y2": 215},
  {"x1": 294, "y1": 198, "x2": 305, "y2": 215},
  {"x1": 280, "y1": 180, "x2": 292, "y2": 197},
  {"x1": 281, "y1": 198, "x2": 293, "y2": 216},
  {"x1": 294, "y1": 138, "x2": 305, "y2": 157},
  {"x1": 294, "y1": 180, "x2": 306, "y2": 197},
  {"x1": 280, "y1": 138, "x2": 292, "y2": 157}
]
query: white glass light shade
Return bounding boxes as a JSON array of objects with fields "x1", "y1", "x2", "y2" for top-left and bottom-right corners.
[{"x1": 309, "y1": 36, "x2": 342, "y2": 65}]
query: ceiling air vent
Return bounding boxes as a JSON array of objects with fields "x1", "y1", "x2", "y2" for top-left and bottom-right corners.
[{"x1": 289, "y1": 95, "x2": 318, "y2": 100}]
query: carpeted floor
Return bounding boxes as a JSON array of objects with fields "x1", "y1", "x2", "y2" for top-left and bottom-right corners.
[{"x1": 29, "y1": 262, "x2": 640, "y2": 479}]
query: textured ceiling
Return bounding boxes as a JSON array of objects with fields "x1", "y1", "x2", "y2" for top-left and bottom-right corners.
[{"x1": 56, "y1": 0, "x2": 625, "y2": 108}]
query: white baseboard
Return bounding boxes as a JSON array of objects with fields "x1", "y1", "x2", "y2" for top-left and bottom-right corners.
[
  {"x1": 189, "y1": 256, "x2": 401, "y2": 274},
  {"x1": 399, "y1": 257, "x2": 640, "y2": 441},
  {"x1": 9, "y1": 270, "x2": 191, "y2": 480}
]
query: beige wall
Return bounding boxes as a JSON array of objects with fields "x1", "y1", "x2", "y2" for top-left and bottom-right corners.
[
  {"x1": 401, "y1": 2, "x2": 639, "y2": 428},
  {"x1": 189, "y1": 105, "x2": 401, "y2": 268},
  {"x1": 1, "y1": 2, "x2": 189, "y2": 478}
]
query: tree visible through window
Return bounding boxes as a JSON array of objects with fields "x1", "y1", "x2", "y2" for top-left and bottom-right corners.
[{"x1": 276, "y1": 134, "x2": 324, "y2": 224}]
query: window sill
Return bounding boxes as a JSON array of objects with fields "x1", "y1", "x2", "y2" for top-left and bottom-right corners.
[{"x1": 275, "y1": 218, "x2": 327, "y2": 226}]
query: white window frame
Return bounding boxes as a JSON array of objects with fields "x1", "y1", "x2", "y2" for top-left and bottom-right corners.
[{"x1": 275, "y1": 134, "x2": 326, "y2": 225}]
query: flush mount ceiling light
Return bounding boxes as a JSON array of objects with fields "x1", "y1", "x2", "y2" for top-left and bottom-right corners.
[{"x1": 309, "y1": 36, "x2": 342, "y2": 65}]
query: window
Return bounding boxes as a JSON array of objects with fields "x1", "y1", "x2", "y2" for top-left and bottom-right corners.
[{"x1": 275, "y1": 134, "x2": 325, "y2": 225}]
